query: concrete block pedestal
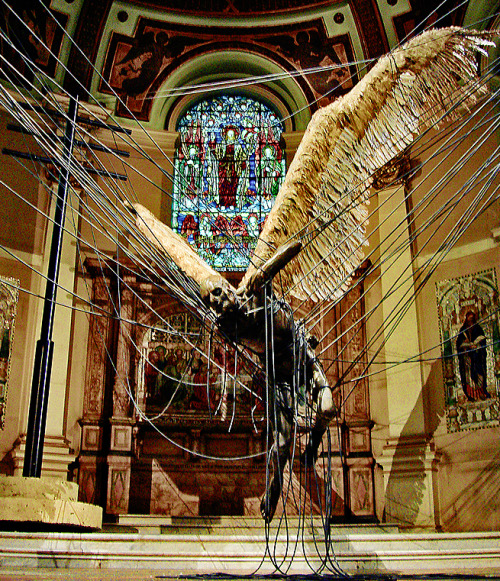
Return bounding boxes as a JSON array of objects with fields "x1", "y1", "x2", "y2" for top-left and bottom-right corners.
[{"x1": 0, "y1": 475, "x2": 102, "y2": 530}]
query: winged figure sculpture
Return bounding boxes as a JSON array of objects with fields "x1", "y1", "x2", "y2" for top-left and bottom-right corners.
[{"x1": 128, "y1": 27, "x2": 497, "y2": 522}]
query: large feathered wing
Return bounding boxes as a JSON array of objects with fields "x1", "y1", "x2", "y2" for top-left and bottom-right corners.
[
  {"x1": 130, "y1": 203, "x2": 222, "y2": 286},
  {"x1": 240, "y1": 27, "x2": 497, "y2": 302}
]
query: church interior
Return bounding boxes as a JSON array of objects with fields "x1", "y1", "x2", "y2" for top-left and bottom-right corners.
[{"x1": 0, "y1": 0, "x2": 499, "y2": 576}]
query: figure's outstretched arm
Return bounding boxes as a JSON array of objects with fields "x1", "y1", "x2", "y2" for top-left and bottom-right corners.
[{"x1": 240, "y1": 239, "x2": 302, "y2": 295}]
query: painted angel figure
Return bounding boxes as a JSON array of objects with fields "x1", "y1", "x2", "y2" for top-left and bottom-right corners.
[{"x1": 128, "y1": 28, "x2": 497, "y2": 522}]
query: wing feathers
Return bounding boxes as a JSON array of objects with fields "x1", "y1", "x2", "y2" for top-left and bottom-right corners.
[
  {"x1": 241, "y1": 27, "x2": 497, "y2": 301},
  {"x1": 131, "y1": 203, "x2": 220, "y2": 285}
]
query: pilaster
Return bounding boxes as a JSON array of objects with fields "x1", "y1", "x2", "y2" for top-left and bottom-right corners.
[
  {"x1": 19, "y1": 180, "x2": 81, "y2": 477},
  {"x1": 376, "y1": 175, "x2": 440, "y2": 529},
  {"x1": 379, "y1": 436, "x2": 442, "y2": 530},
  {"x1": 106, "y1": 280, "x2": 136, "y2": 514},
  {"x1": 378, "y1": 183, "x2": 425, "y2": 439},
  {"x1": 78, "y1": 263, "x2": 114, "y2": 507}
]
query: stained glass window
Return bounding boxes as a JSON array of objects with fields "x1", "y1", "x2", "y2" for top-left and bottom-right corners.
[{"x1": 172, "y1": 95, "x2": 286, "y2": 271}]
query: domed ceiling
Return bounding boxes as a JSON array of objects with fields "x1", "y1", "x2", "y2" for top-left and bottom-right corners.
[{"x1": 3, "y1": 0, "x2": 497, "y2": 130}]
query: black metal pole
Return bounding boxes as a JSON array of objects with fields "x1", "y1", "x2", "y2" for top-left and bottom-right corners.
[{"x1": 23, "y1": 96, "x2": 79, "y2": 478}]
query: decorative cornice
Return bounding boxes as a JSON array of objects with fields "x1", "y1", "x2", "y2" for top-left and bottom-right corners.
[{"x1": 119, "y1": 0, "x2": 342, "y2": 16}]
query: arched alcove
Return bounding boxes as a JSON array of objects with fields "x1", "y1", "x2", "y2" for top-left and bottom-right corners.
[{"x1": 151, "y1": 48, "x2": 312, "y2": 133}]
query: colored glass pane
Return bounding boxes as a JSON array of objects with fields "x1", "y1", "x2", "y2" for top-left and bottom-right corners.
[{"x1": 172, "y1": 95, "x2": 286, "y2": 271}]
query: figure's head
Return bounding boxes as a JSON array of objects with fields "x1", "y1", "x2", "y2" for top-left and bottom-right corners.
[
  {"x1": 200, "y1": 275, "x2": 238, "y2": 317},
  {"x1": 155, "y1": 345, "x2": 166, "y2": 361},
  {"x1": 148, "y1": 350, "x2": 160, "y2": 363},
  {"x1": 465, "y1": 310, "x2": 477, "y2": 326}
]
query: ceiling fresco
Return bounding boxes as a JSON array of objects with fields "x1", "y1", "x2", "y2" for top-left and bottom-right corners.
[{"x1": 0, "y1": 1, "x2": 68, "y2": 85}]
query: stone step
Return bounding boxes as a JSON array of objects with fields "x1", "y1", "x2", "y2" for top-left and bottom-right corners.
[
  {"x1": 0, "y1": 529, "x2": 499, "y2": 576},
  {"x1": 110, "y1": 514, "x2": 400, "y2": 536}
]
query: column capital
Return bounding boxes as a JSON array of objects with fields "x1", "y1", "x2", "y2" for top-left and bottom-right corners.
[{"x1": 373, "y1": 153, "x2": 411, "y2": 190}]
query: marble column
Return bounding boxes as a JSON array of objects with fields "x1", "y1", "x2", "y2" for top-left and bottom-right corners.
[{"x1": 106, "y1": 279, "x2": 136, "y2": 514}]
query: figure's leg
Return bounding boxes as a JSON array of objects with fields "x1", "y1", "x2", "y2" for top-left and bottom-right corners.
[
  {"x1": 260, "y1": 383, "x2": 293, "y2": 523},
  {"x1": 302, "y1": 354, "x2": 338, "y2": 466}
]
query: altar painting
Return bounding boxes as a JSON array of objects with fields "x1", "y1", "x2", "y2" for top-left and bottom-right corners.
[{"x1": 139, "y1": 312, "x2": 259, "y2": 416}]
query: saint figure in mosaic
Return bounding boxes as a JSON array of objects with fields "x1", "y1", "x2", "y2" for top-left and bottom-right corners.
[{"x1": 456, "y1": 311, "x2": 490, "y2": 401}]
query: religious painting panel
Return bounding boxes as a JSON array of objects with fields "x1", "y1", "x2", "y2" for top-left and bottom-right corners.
[
  {"x1": 172, "y1": 94, "x2": 286, "y2": 271},
  {"x1": 259, "y1": 31, "x2": 356, "y2": 100},
  {"x1": 0, "y1": 276, "x2": 19, "y2": 429},
  {"x1": 100, "y1": 26, "x2": 199, "y2": 119},
  {"x1": 436, "y1": 269, "x2": 500, "y2": 433},
  {"x1": 0, "y1": 5, "x2": 68, "y2": 84}
]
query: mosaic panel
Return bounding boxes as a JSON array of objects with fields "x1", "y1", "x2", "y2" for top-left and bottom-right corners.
[
  {"x1": 436, "y1": 269, "x2": 500, "y2": 432},
  {"x1": 0, "y1": 276, "x2": 19, "y2": 430}
]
